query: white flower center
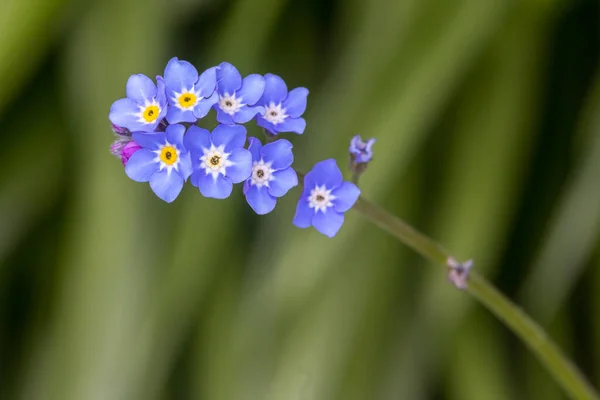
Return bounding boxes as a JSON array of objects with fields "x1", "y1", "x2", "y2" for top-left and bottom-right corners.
[
  {"x1": 263, "y1": 102, "x2": 288, "y2": 125},
  {"x1": 308, "y1": 185, "x2": 336, "y2": 213},
  {"x1": 250, "y1": 159, "x2": 275, "y2": 188},
  {"x1": 172, "y1": 87, "x2": 201, "y2": 110},
  {"x1": 219, "y1": 93, "x2": 244, "y2": 115},
  {"x1": 200, "y1": 144, "x2": 233, "y2": 179},
  {"x1": 153, "y1": 142, "x2": 181, "y2": 175}
]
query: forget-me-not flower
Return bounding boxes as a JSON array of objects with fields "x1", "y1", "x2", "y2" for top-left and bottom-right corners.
[
  {"x1": 256, "y1": 73, "x2": 308, "y2": 135},
  {"x1": 293, "y1": 159, "x2": 360, "y2": 237},
  {"x1": 243, "y1": 137, "x2": 298, "y2": 215},
  {"x1": 125, "y1": 124, "x2": 192, "y2": 203},
  {"x1": 349, "y1": 135, "x2": 376, "y2": 163},
  {"x1": 163, "y1": 57, "x2": 218, "y2": 124},
  {"x1": 184, "y1": 124, "x2": 252, "y2": 199},
  {"x1": 213, "y1": 62, "x2": 265, "y2": 124},
  {"x1": 109, "y1": 74, "x2": 167, "y2": 132}
]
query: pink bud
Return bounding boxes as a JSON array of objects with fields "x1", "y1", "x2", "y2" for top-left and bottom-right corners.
[{"x1": 120, "y1": 141, "x2": 142, "y2": 165}]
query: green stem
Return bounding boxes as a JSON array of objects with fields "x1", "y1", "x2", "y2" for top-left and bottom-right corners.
[{"x1": 352, "y1": 195, "x2": 600, "y2": 400}]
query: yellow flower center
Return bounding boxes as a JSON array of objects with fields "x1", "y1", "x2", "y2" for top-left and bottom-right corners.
[
  {"x1": 178, "y1": 92, "x2": 197, "y2": 108},
  {"x1": 143, "y1": 105, "x2": 160, "y2": 123},
  {"x1": 210, "y1": 155, "x2": 221, "y2": 166},
  {"x1": 160, "y1": 146, "x2": 178, "y2": 165}
]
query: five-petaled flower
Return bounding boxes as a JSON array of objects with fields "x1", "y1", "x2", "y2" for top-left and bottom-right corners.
[
  {"x1": 349, "y1": 134, "x2": 376, "y2": 164},
  {"x1": 163, "y1": 57, "x2": 218, "y2": 124},
  {"x1": 184, "y1": 124, "x2": 252, "y2": 199},
  {"x1": 256, "y1": 73, "x2": 308, "y2": 135},
  {"x1": 243, "y1": 137, "x2": 298, "y2": 215},
  {"x1": 293, "y1": 159, "x2": 360, "y2": 237},
  {"x1": 125, "y1": 124, "x2": 192, "y2": 203},
  {"x1": 213, "y1": 62, "x2": 265, "y2": 124},
  {"x1": 109, "y1": 74, "x2": 167, "y2": 132}
]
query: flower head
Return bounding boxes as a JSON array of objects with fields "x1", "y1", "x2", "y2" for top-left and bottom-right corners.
[
  {"x1": 184, "y1": 124, "x2": 252, "y2": 199},
  {"x1": 293, "y1": 159, "x2": 360, "y2": 237},
  {"x1": 349, "y1": 135, "x2": 375, "y2": 164},
  {"x1": 256, "y1": 73, "x2": 308, "y2": 135},
  {"x1": 109, "y1": 74, "x2": 167, "y2": 132},
  {"x1": 163, "y1": 57, "x2": 218, "y2": 124},
  {"x1": 124, "y1": 124, "x2": 192, "y2": 203},
  {"x1": 213, "y1": 62, "x2": 265, "y2": 124},
  {"x1": 243, "y1": 137, "x2": 298, "y2": 214}
]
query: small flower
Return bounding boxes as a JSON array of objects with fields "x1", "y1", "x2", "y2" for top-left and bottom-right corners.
[
  {"x1": 110, "y1": 138, "x2": 142, "y2": 165},
  {"x1": 447, "y1": 257, "x2": 473, "y2": 290},
  {"x1": 243, "y1": 137, "x2": 298, "y2": 214},
  {"x1": 109, "y1": 74, "x2": 168, "y2": 132},
  {"x1": 293, "y1": 159, "x2": 360, "y2": 237},
  {"x1": 256, "y1": 73, "x2": 308, "y2": 135},
  {"x1": 125, "y1": 124, "x2": 192, "y2": 203},
  {"x1": 163, "y1": 57, "x2": 218, "y2": 124},
  {"x1": 213, "y1": 62, "x2": 265, "y2": 124},
  {"x1": 349, "y1": 135, "x2": 375, "y2": 164},
  {"x1": 184, "y1": 124, "x2": 252, "y2": 199}
]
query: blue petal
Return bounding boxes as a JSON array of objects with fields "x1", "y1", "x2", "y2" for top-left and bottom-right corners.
[
  {"x1": 304, "y1": 159, "x2": 343, "y2": 190},
  {"x1": 166, "y1": 124, "x2": 186, "y2": 148},
  {"x1": 260, "y1": 139, "x2": 293, "y2": 170},
  {"x1": 268, "y1": 167, "x2": 298, "y2": 198},
  {"x1": 193, "y1": 92, "x2": 218, "y2": 119},
  {"x1": 166, "y1": 106, "x2": 197, "y2": 124},
  {"x1": 132, "y1": 132, "x2": 166, "y2": 150},
  {"x1": 156, "y1": 76, "x2": 168, "y2": 110},
  {"x1": 232, "y1": 105, "x2": 265, "y2": 124},
  {"x1": 237, "y1": 74, "x2": 265, "y2": 105},
  {"x1": 332, "y1": 182, "x2": 361, "y2": 212},
  {"x1": 216, "y1": 62, "x2": 242, "y2": 95},
  {"x1": 312, "y1": 210, "x2": 344, "y2": 238},
  {"x1": 283, "y1": 87, "x2": 308, "y2": 118},
  {"x1": 226, "y1": 147, "x2": 252, "y2": 183},
  {"x1": 260, "y1": 73, "x2": 287, "y2": 105},
  {"x1": 255, "y1": 116, "x2": 277, "y2": 135},
  {"x1": 109, "y1": 98, "x2": 142, "y2": 131},
  {"x1": 184, "y1": 126, "x2": 211, "y2": 155},
  {"x1": 197, "y1": 66, "x2": 217, "y2": 97},
  {"x1": 164, "y1": 57, "x2": 198, "y2": 94},
  {"x1": 126, "y1": 74, "x2": 157, "y2": 103},
  {"x1": 197, "y1": 172, "x2": 233, "y2": 199},
  {"x1": 125, "y1": 149, "x2": 159, "y2": 182},
  {"x1": 277, "y1": 117, "x2": 306, "y2": 134},
  {"x1": 214, "y1": 106, "x2": 235, "y2": 124},
  {"x1": 211, "y1": 124, "x2": 247, "y2": 152},
  {"x1": 150, "y1": 169, "x2": 184, "y2": 203},
  {"x1": 244, "y1": 184, "x2": 277, "y2": 215},
  {"x1": 292, "y1": 197, "x2": 313, "y2": 228},
  {"x1": 176, "y1": 152, "x2": 193, "y2": 181},
  {"x1": 247, "y1": 137, "x2": 262, "y2": 161}
]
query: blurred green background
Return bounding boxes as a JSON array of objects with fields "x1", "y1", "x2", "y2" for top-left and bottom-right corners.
[{"x1": 1, "y1": 0, "x2": 599, "y2": 399}]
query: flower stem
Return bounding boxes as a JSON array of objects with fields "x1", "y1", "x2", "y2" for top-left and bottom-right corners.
[{"x1": 352, "y1": 196, "x2": 600, "y2": 400}]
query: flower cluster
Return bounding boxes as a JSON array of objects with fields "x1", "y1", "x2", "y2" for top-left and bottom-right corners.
[{"x1": 109, "y1": 57, "x2": 365, "y2": 237}]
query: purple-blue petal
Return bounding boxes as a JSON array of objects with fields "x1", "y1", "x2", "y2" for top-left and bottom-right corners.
[
  {"x1": 109, "y1": 98, "x2": 143, "y2": 131},
  {"x1": 247, "y1": 137, "x2": 262, "y2": 161},
  {"x1": 232, "y1": 105, "x2": 265, "y2": 124},
  {"x1": 237, "y1": 74, "x2": 265, "y2": 105},
  {"x1": 304, "y1": 159, "x2": 343, "y2": 190},
  {"x1": 156, "y1": 76, "x2": 168, "y2": 109},
  {"x1": 255, "y1": 116, "x2": 278, "y2": 135},
  {"x1": 268, "y1": 167, "x2": 298, "y2": 198},
  {"x1": 196, "y1": 66, "x2": 217, "y2": 97},
  {"x1": 164, "y1": 57, "x2": 199, "y2": 95},
  {"x1": 225, "y1": 147, "x2": 252, "y2": 183},
  {"x1": 150, "y1": 169, "x2": 184, "y2": 203},
  {"x1": 283, "y1": 87, "x2": 308, "y2": 118},
  {"x1": 216, "y1": 62, "x2": 242, "y2": 95},
  {"x1": 260, "y1": 73, "x2": 288, "y2": 105},
  {"x1": 276, "y1": 117, "x2": 306, "y2": 134},
  {"x1": 166, "y1": 124, "x2": 186, "y2": 148},
  {"x1": 125, "y1": 149, "x2": 159, "y2": 182},
  {"x1": 332, "y1": 182, "x2": 360, "y2": 213},
  {"x1": 197, "y1": 172, "x2": 233, "y2": 199},
  {"x1": 211, "y1": 124, "x2": 247, "y2": 152},
  {"x1": 245, "y1": 184, "x2": 277, "y2": 215},
  {"x1": 193, "y1": 93, "x2": 218, "y2": 119},
  {"x1": 260, "y1": 139, "x2": 293, "y2": 170},
  {"x1": 177, "y1": 152, "x2": 193, "y2": 181},
  {"x1": 312, "y1": 210, "x2": 344, "y2": 238},
  {"x1": 292, "y1": 198, "x2": 313, "y2": 228},
  {"x1": 126, "y1": 74, "x2": 157, "y2": 103},
  {"x1": 214, "y1": 107, "x2": 235, "y2": 124},
  {"x1": 132, "y1": 132, "x2": 166, "y2": 150},
  {"x1": 184, "y1": 126, "x2": 211, "y2": 155},
  {"x1": 166, "y1": 106, "x2": 197, "y2": 124}
]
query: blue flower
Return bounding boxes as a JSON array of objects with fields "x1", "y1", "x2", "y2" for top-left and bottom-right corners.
[
  {"x1": 163, "y1": 57, "x2": 218, "y2": 124},
  {"x1": 256, "y1": 73, "x2": 308, "y2": 135},
  {"x1": 213, "y1": 62, "x2": 265, "y2": 124},
  {"x1": 109, "y1": 74, "x2": 167, "y2": 132},
  {"x1": 243, "y1": 137, "x2": 298, "y2": 215},
  {"x1": 125, "y1": 124, "x2": 192, "y2": 203},
  {"x1": 184, "y1": 124, "x2": 252, "y2": 199},
  {"x1": 349, "y1": 134, "x2": 375, "y2": 163},
  {"x1": 293, "y1": 159, "x2": 360, "y2": 237}
]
